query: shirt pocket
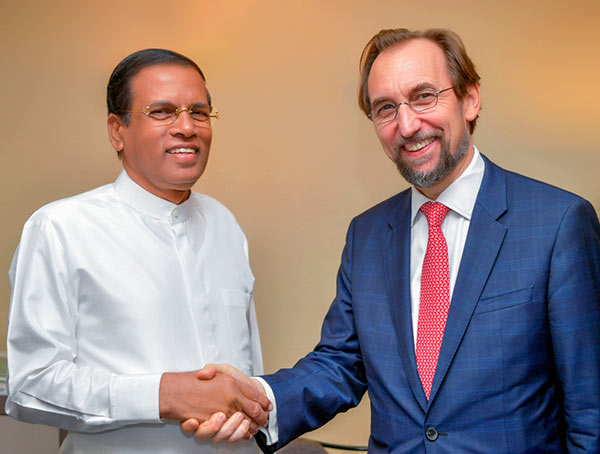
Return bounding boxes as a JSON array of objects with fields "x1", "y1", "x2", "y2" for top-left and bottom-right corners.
[{"x1": 221, "y1": 289, "x2": 253, "y2": 375}]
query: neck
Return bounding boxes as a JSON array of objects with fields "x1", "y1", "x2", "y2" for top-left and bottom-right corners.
[
  {"x1": 417, "y1": 146, "x2": 475, "y2": 200},
  {"x1": 169, "y1": 189, "x2": 191, "y2": 205}
]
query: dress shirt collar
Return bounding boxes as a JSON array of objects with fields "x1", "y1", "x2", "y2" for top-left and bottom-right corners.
[
  {"x1": 114, "y1": 170, "x2": 193, "y2": 223},
  {"x1": 410, "y1": 146, "x2": 485, "y2": 226}
]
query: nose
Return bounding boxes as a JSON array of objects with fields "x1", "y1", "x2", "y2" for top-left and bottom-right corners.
[
  {"x1": 395, "y1": 104, "x2": 422, "y2": 138},
  {"x1": 170, "y1": 109, "x2": 197, "y2": 137}
]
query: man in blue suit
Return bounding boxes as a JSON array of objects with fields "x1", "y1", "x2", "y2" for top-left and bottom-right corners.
[{"x1": 185, "y1": 28, "x2": 600, "y2": 453}]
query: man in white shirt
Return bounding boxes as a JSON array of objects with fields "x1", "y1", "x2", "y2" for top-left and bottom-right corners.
[
  {"x1": 185, "y1": 28, "x2": 600, "y2": 453},
  {"x1": 6, "y1": 48, "x2": 271, "y2": 453}
]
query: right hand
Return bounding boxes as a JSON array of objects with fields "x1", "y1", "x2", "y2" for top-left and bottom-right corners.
[
  {"x1": 179, "y1": 364, "x2": 271, "y2": 442},
  {"x1": 159, "y1": 367, "x2": 271, "y2": 431}
]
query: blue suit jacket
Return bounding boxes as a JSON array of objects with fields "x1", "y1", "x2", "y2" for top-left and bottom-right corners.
[{"x1": 259, "y1": 156, "x2": 600, "y2": 453}]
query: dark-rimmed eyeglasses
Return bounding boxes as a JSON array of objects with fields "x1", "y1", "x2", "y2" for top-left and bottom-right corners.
[
  {"x1": 369, "y1": 87, "x2": 454, "y2": 126},
  {"x1": 122, "y1": 102, "x2": 219, "y2": 126}
]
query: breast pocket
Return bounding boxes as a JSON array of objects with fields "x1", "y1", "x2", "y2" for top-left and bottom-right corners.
[
  {"x1": 221, "y1": 289, "x2": 253, "y2": 375},
  {"x1": 475, "y1": 286, "x2": 534, "y2": 315}
]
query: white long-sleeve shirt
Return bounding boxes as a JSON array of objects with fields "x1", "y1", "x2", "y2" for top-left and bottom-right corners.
[{"x1": 6, "y1": 170, "x2": 262, "y2": 454}]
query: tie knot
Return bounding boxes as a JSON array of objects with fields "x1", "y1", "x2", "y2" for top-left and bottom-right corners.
[{"x1": 420, "y1": 202, "x2": 450, "y2": 228}]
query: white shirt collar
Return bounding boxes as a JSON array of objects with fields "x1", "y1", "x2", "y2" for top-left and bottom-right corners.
[
  {"x1": 113, "y1": 169, "x2": 193, "y2": 222},
  {"x1": 410, "y1": 146, "x2": 485, "y2": 226}
]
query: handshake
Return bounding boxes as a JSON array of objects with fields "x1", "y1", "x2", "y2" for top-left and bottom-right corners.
[{"x1": 159, "y1": 364, "x2": 272, "y2": 443}]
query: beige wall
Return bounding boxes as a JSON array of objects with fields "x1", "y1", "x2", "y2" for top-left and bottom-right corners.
[{"x1": 2, "y1": 0, "x2": 599, "y2": 447}]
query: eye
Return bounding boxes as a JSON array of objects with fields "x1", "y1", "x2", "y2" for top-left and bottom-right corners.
[
  {"x1": 189, "y1": 107, "x2": 211, "y2": 121},
  {"x1": 416, "y1": 91, "x2": 435, "y2": 100},
  {"x1": 375, "y1": 103, "x2": 397, "y2": 116},
  {"x1": 146, "y1": 105, "x2": 177, "y2": 120},
  {"x1": 410, "y1": 91, "x2": 436, "y2": 107}
]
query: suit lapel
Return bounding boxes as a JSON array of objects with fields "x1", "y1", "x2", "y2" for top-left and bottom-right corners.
[
  {"x1": 428, "y1": 156, "x2": 508, "y2": 404},
  {"x1": 383, "y1": 190, "x2": 429, "y2": 412}
]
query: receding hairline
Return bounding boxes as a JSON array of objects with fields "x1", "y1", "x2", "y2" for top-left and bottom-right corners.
[
  {"x1": 358, "y1": 28, "x2": 481, "y2": 133},
  {"x1": 366, "y1": 37, "x2": 455, "y2": 90}
]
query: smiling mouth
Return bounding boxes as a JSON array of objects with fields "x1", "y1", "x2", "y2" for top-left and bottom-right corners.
[
  {"x1": 404, "y1": 137, "x2": 435, "y2": 152},
  {"x1": 166, "y1": 148, "x2": 197, "y2": 154}
]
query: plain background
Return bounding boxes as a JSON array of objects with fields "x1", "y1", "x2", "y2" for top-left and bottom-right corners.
[{"x1": 1, "y1": 0, "x2": 599, "y2": 447}]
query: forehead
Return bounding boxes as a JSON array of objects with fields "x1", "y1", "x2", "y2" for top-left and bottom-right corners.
[
  {"x1": 367, "y1": 38, "x2": 451, "y2": 99},
  {"x1": 129, "y1": 63, "x2": 208, "y2": 105}
]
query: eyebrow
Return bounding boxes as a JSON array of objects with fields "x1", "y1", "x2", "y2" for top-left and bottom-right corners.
[
  {"x1": 146, "y1": 100, "x2": 210, "y2": 108},
  {"x1": 370, "y1": 82, "x2": 439, "y2": 108}
]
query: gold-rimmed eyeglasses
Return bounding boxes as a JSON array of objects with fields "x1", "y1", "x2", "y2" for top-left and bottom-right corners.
[
  {"x1": 122, "y1": 102, "x2": 219, "y2": 126},
  {"x1": 369, "y1": 87, "x2": 454, "y2": 126}
]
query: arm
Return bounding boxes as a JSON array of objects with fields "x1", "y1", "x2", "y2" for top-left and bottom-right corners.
[
  {"x1": 258, "y1": 219, "x2": 368, "y2": 448},
  {"x1": 548, "y1": 199, "x2": 600, "y2": 452},
  {"x1": 6, "y1": 217, "x2": 269, "y2": 432},
  {"x1": 6, "y1": 217, "x2": 144, "y2": 431},
  {"x1": 183, "y1": 219, "x2": 368, "y2": 449}
]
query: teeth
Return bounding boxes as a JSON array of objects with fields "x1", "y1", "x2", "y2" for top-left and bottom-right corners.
[
  {"x1": 167, "y1": 148, "x2": 196, "y2": 154},
  {"x1": 405, "y1": 138, "x2": 434, "y2": 152}
]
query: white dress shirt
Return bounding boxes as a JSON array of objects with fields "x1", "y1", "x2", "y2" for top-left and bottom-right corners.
[
  {"x1": 6, "y1": 170, "x2": 262, "y2": 454},
  {"x1": 409, "y1": 147, "x2": 485, "y2": 345},
  {"x1": 259, "y1": 147, "x2": 486, "y2": 445}
]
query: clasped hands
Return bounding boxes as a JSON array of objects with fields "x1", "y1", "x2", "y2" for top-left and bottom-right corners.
[{"x1": 159, "y1": 364, "x2": 271, "y2": 443}]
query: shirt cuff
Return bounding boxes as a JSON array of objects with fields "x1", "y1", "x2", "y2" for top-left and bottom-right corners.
[
  {"x1": 109, "y1": 373, "x2": 162, "y2": 423},
  {"x1": 253, "y1": 376, "x2": 279, "y2": 446}
]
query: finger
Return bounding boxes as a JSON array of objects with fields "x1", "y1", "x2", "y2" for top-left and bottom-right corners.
[
  {"x1": 196, "y1": 365, "x2": 217, "y2": 380},
  {"x1": 180, "y1": 418, "x2": 200, "y2": 434},
  {"x1": 193, "y1": 412, "x2": 226, "y2": 440},
  {"x1": 224, "y1": 418, "x2": 251, "y2": 443},
  {"x1": 212, "y1": 364, "x2": 250, "y2": 383},
  {"x1": 240, "y1": 399, "x2": 268, "y2": 428},
  {"x1": 250, "y1": 378, "x2": 273, "y2": 411},
  {"x1": 239, "y1": 380, "x2": 272, "y2": 415},
  {"x1": 212, "y1": 412, "x2": 247, "y2": 442},
  {"x1": 247, "y1": 418, "x2": 259, "y2": 435}
]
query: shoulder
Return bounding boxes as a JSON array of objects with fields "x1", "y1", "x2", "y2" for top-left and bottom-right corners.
[
  {"x1": 336, "y1": 189, "x2": 412, "y2": 244},
  {"x1": 353, "y1": 189, "x2": 411, "y2": 226},
  {"x1": 189, "y1": 191, "x2": 235, "y2": 217},
  {"x1": 24, "y1": 183, "x2": 115, "y2": 231},
  {"x1": 486, "y1": 157, "x2": 593, "y2": 211},
  {"x1": 188, "y1": 192, "x2": 245, "y2": 231}
]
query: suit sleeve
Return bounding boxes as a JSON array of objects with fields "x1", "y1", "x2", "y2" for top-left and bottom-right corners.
[
  {"x1": 259, "y1": 219, "x2": 368, "y2": 451},
  {"x1": 548, "y1": 199, "x2": 600, "y2": 452}
]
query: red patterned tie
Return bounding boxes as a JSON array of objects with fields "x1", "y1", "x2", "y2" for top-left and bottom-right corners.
[{"x1": 416, "y1": 202, "x2": 451, "y2": 399}]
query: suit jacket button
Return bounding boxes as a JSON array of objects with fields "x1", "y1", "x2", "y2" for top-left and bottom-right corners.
[{"x1": 426, "y1": 427, "x2": 439, "y2": 442}]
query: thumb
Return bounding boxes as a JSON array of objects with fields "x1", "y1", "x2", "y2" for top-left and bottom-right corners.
[
  {"x1": 180, "y1": 418, "x2": 200, "y2": 433},
  {"x1": 196, "y1": 365, "x2": 217, "y2": 380}
]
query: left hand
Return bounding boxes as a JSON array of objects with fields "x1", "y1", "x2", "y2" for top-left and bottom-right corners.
[
  {"x1": 180, "y1": 364, "x2": 267, "y2": 442},
  {"x1": 181, "y1": 410, "x2": 252, "y2": 442}
]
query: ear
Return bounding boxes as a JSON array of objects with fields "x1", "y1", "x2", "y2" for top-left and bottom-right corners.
[
  {"x1": 107, "y1": 113, "x2": 125, "y2": 153},
  {"x1": 462, "y1": 83, "x2": 481, "y2": 123}
]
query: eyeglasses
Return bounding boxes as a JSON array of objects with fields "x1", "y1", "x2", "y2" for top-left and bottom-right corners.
[
  {"x1": 122, "y1": 102, "x2": 219, "y2": 126},
  {"x1": 369, "y1": 87, "x2": 454, "y2": 126}
]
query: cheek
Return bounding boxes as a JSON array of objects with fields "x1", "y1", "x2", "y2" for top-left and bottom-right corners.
[
  {"x1": 200, "y1": 128, "x2": 213, "y2": 146},
  {"x1": 375, "y1": 127, "x2": 395, "y2": 158},
  {"x1": 126, "y1": 129, "x2": 163, "y2": 155}
]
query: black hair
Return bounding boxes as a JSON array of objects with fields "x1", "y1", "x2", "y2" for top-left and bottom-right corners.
[{"x1": 107, "y1": 48, "x2": 211, "y2": 125}]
